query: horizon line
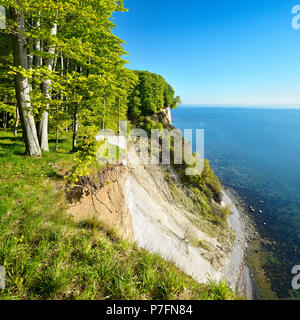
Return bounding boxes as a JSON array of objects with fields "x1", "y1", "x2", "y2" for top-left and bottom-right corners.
[{"x1": 180, "y1": 104, "x2": 300, "y2": 109}]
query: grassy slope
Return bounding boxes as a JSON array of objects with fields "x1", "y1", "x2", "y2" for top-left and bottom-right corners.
[{"x1": 0, "y1": 130, "x2": 239, "y2": 300}]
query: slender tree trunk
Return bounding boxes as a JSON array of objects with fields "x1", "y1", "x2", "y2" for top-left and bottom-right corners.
[
  {"x1": 55, "y1": 54, "x2": 64, "y2": 152},
  {"x1": 33, "y1": 18, "x2": 42, "y2": 133},
  {"x1": 33, "y1": 18, "x2": 42, "y2": 68},
  {"x1": 14, "y1": 106, "x2": 19, "y2": 136},
  {"x1": 27, "y1": 19, "x2": 33, "y2": 73},
  {"x1": 1, "y1": 111, "x2": 7, "y2": 129},
  {"x1": 38, "y1": 100, "x2": 50, "y2": 151},
  {"x1": 27, "y1": 48, "x2": 33, "y2": 71},
  {"x1": 53, "y1": 56, "x2": 57, "y2": 72},
  {"x1": 118, "y1": 97, "x2": 121, "y2": 135},
  {"x1": 27, "y1": 47, "x2": 33, "y2": 96},
  {"x1": 72, "y1": 105, "x2": 78, "y2": 152},
  {"x1": 102, "y1": 96, "x2": 106, "y2": 130},
  {"x1": 65, "y1": 57, "x2": 69, "y2": 132},
  {"x1": 4, "y1": 111, "x2": 7, "y2": 128},
  {"x1": 72, "y1": 66, "x2": 82, "y2": 151},
  {"x1": 39, "y1": 22, "x2": 57, "y2": 152},
  {"x1": 86, "y1": 57, "x2": 91, "y2": 77},
  {"x1": 65, "y1": 106, "x2": 69, "y2": 132},
  {"x1": 56, "y1": 126, "x2": 59, "y2": 152},
  {"x1": 11, "y1": 8, "x2": 42, "y2": 157}
]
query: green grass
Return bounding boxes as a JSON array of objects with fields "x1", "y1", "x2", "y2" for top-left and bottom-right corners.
[{"x1": 0, "y1": 130, "x2": 239, "y2": 300}]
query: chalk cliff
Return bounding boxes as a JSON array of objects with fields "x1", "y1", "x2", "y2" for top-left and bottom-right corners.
[{"x1": 67, "y1": 138, "x2": 252, "y2": 298}]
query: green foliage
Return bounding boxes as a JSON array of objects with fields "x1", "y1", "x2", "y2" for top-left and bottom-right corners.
[
  {"x1": 210, "y1": 203, "x2": 231, "y2": 226},
  {"x1": 169, "y1": 139, "x2": 229, "y2": 228},
  {"x1": 1, "y1": 1, "x2": 178, "y2": 153},
  {"x1": 128, "y1": 71, "x2": 181, "y2": 121},
  {"x1": 135, "y1": 116, "x2": 165, "y2": 134},
  {"x1": 207, "y1": 281, "x2": 238, "y2": 300},
  {"x1": 201, "y1": 159, "x2": 223, "y2": 203},
  {"x1": 175, "y1": 155, "x2": 222, "y2": 204},
  {"x1": 191, "y1": 238, "x2": 210, "y2": 251},
  {"x1": 67, "y1": 127, "x2": 103, "y2": 187},
  {"x1": 0, "y1": 0, "x2": 138, "y2": 152}
]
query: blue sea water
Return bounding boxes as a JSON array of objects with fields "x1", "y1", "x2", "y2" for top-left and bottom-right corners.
[{"x1": 171, "y1": 106, "x2": 300, "y2": 299}]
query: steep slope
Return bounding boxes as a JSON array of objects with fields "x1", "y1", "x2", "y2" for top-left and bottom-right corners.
[
  {"x1": 125, "y1": 159, "x2": 224, "y2": 283},
  {"x1": 68, "y1": 136, "x2": 248, "y2": 294}
]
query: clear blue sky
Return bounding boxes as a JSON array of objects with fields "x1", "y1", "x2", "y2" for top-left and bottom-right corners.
[{"x1": 113, "y1": 0, "x2": 300, "y2": 106}]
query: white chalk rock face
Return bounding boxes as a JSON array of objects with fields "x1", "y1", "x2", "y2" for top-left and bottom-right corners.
[
  {"x1": 94, "y1": 134, "x2": 252, "y2": 296},
  {"x1": 162, "y1": 107, "x2": 172, "y2": 125},
  {"x1": 124, "y1": 150, "x2": 222, "y2": 284},
  {"x1": 125, "y1": 176, "x2": 221, "y2": 283}
]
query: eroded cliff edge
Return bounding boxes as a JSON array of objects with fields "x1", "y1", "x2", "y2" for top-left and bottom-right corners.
[{"x1": 66, "y1": 138, "x2": 252, "y2": 298}]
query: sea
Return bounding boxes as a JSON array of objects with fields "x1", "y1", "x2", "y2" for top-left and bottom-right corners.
[{"x1": 171, "y1": 106, "x2": 300, "y2": 300}]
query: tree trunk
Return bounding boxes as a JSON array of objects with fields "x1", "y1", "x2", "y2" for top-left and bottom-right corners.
[
  {"x1": 72, "y1": 105, "x2": 78, "y2": 152},
  {"x1": 39, "y1": 22, "x2": 57, "y2": 152},
  {"x1": 53, "y1": 56, "x2": 57, "y2": 72},
  {"x1": 102, "y1": 96, "x2": 106, "y2": 130},
  {"x1": 72, "y1": 66, "x2": 82, "y2": 151},
  {"x1": 118, "y1": 97, "x2": 121, "y2": 135},
  {"x1": 27, "y1": 48, "x2": 33, "y2": 71},
  {"x1": 56, "y1": 127, "x2": 59, "y2": 152},
  {"x1": 55, "y1": 54, "x2": 64, "y2": 152},
  {"x1": 38, "y1": 103, "x2": 49, "y2": 151},
  {"x1": 33, "y1": 18, "x2": 42, "y2": 133},
  {"x1": 11, "y1": 8, "x2": 42, "y2": 157},
  {"x1": 1, "y1": 111, "x2": 7, "y2": 129},
  {"x1": 65, "y1": 57, "x2": 69, "y2": 132},
  {"x1": 14, "y1": 106, "x2": 19, "y2": 136},
  {"x1": 33, "y1": 18, "x2": 42, "y2": 68}
]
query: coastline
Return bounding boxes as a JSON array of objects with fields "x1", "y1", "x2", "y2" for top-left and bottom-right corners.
[
  {"x1": 170, "y1": 115, "x2": 256, "y2": 299},
  {"x1": 223, "y1": 186, "x2": 279, "y2": 300},
  {"x1": 222, "y1": 187, "x2": 256, "y2": 300},
  {"x1": 105, "y1": 118, "x2": 262, "y2": 299}
]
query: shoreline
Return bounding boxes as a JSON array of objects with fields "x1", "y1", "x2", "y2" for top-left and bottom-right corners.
[
  {"x1": 223, "y1": 186, "x2": 279, "y2": 300},
  {"x1": 222, "y1": 187, "x2": 257, "y2": 300}
]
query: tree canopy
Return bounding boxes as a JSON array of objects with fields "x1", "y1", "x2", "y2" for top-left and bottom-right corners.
[
  {"x1": 0, "y1": 1, "x2": 180, "y2": 156},
  {"x1": 128, "y1": 70, "x2": 181, "y2": 120}
]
